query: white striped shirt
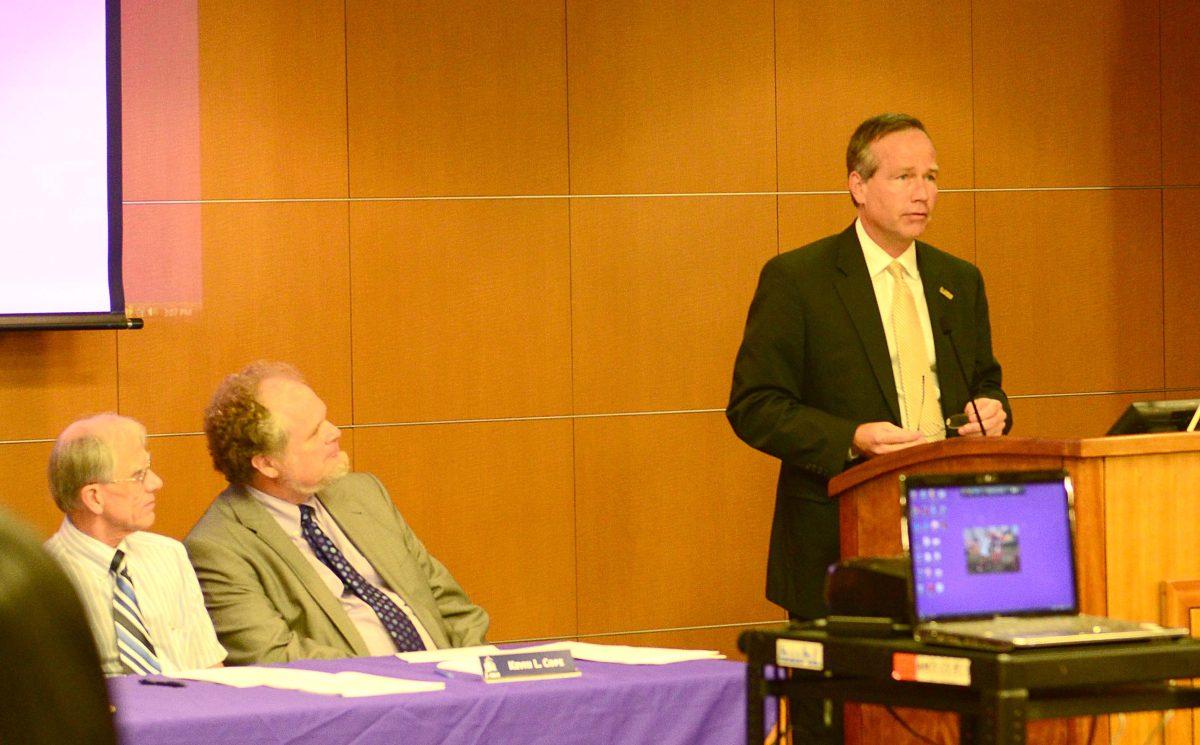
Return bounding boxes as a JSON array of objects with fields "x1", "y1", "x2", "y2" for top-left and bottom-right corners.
[{"x1": 44, "y1": 518, "x2": 226, "y2": 676}]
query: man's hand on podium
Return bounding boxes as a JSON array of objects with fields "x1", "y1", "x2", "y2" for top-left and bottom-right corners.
[
  {"x1": 852, "y1": 422, "x2": 925, "y2": 458},
  {"x1": 955, "y1": 397, "x2": 1007, "y2": 437}
]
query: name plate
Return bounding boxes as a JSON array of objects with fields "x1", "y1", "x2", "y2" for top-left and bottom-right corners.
[{"x1": 482, "y1": 650, "x2": 581, "y2": 684}]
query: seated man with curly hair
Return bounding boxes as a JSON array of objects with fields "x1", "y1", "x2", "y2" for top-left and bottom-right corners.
[{"x1": 186, "y1": 361, "x2": 488, "y2": 664}]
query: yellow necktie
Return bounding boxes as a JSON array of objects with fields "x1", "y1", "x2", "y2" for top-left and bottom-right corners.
[{"x1": 888, "y1": 261, "x2": 944, "y2": 441}]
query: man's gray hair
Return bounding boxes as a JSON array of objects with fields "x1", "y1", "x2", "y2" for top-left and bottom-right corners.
[
  {"x1": 48, "y1": 434, "x2": 114, "y2": 513},
  {"x1": 47, "y1": 414, "x2": 142, "y2": 512}
]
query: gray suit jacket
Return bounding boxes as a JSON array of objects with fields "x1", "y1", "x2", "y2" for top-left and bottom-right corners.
[{"x1": 185, "y1": 473, "x2": 488, "y2": 664}]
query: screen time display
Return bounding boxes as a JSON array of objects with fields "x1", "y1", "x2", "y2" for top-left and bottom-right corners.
[{"x1": 907, "y1": 479, "x2": 1076, "y2": 621}]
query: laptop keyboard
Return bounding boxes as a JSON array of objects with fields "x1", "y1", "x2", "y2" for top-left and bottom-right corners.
[{"x1": 946, "y1": 615, "x2": 1136, "y2": 635}]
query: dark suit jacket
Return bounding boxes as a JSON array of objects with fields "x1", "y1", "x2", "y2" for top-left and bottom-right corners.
[
  {"x1": 185, "y1": 473, "x2": 489, "y2": 664},
  {"x1": 727, "y1": 223, "x2": 1010, "y2": 618}
]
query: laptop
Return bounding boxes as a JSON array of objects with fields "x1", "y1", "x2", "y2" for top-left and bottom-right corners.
[{"x1": 899, "y1": 470, "x2": 1188, "y2": 651}]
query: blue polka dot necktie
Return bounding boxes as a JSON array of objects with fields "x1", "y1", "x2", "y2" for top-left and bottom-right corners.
[
  {"x1": 299, "y1": 504, "x2": 426, "y2": 652},
  {"x1": 110, "y1": 549, "x2": 162, "y2": 675}
]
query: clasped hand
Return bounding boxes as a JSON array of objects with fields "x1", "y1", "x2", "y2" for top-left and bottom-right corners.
[{"x1": 852, "y1": 398, "x2": 1006, "y2": 458}]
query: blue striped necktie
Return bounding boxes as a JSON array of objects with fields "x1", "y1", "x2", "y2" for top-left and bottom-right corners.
[
  {"x1": 110, "y1": 549, "x2": 162, "y2": 675},
  {"x1": 299, "y1": 504, "x2": 426, "y2": 652}
]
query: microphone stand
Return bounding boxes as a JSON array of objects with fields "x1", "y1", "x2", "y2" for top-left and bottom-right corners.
[{"x1": 940, "y1": 316, "x2": 987, "y2": 437}]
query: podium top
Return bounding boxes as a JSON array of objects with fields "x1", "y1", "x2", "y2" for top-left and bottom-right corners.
[{"x1": 828, "y1": 433, "x2": 1200, "y2": 497}]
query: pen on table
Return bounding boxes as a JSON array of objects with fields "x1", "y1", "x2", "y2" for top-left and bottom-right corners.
[{"x1": 139, "y1": 678, "x2": 186, "y2": 688}]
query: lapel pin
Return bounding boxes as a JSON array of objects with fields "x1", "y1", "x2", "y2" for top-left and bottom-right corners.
[{"x1": 939, "y1": 287, "x2": 954, "y2": 300}]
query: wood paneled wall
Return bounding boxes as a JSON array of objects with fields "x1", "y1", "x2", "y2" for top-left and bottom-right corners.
[{"x1": 0, "y1": 0, "x2": 1195, "y2": 656}]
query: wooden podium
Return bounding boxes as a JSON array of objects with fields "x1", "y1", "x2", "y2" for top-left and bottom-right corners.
[{"x1": 828, "y1": 432, "x2": 1200, "y2": 744}]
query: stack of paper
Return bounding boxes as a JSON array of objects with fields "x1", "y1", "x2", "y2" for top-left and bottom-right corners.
[
  {"x1": 543, "y1": 641, "x2": 725, "y2": 665},
  {"x1": 168, "y1": 667, "x2": 444, "y2": 697},
  {"x1": 434, "y1": 641, "x2": 724, "y2": 677}
]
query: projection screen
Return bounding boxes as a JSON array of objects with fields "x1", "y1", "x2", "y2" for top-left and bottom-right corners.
[{"x1": 0, "y1": 0, "x2": 137, "y2": 330}]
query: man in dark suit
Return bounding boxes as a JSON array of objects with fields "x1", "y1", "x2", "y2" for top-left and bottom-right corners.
[
  {"x1": 727, "y1": 113, "x2": 1010, "y2": 741},
  {"x1": 186, "y1": 361, "x2": 488, "y2": 664}
]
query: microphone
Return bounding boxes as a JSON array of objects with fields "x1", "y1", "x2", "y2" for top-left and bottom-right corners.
[{"x1": 939, "y1": 315, "x2": 987, "y2": 437}]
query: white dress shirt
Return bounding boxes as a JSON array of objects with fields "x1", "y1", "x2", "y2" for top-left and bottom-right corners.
[
  {"x1": 248, "y1": 486, "x2": 436, "y2": 655},
  {"x1": 44, "y1": 517, "x2": 226, "y2": 676},
  {"x1": 855, "y1": 218, "x2": 941, "y2": 430}
]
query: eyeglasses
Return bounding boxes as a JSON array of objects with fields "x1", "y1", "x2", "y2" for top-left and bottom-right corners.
[{"x1": 103, "y1": 460, "x2": 153, "y2": 486}]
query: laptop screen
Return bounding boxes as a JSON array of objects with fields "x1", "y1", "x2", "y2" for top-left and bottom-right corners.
[{"x1": 901, "y1": 471, "x2": 1077, "y2": 622}]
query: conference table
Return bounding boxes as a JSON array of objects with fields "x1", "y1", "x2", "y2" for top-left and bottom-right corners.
[{"x1": 108, "y1": 651, "x2": 745, "y2": 744}]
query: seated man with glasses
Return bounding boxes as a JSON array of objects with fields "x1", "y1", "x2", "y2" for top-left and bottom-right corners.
[{"x1": 43, "y1": 414, "x2": 225, "y2": 676}]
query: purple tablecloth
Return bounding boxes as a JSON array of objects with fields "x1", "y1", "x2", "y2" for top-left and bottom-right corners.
[{"x1": 108, "y1": 653, "x2": 745, "y2": 744}]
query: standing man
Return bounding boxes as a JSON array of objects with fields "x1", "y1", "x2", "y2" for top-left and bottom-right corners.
[
  {"x1": 43, "y1": 414, "x2": 226, "y2": 676},
  {"x1": 728, "y1": 113, "x2": 1011, "y2": 626},
  {"x1": 728, "y1": 113, "x2": 1011, "y2": 741},
  {"x1": 186, "y1": 361, "x2": 488, "y2": 664}
]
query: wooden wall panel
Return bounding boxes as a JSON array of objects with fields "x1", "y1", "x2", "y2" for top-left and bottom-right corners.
[
  {"x1": 973, "y1": 0, "x2": 1160, "y2": 187},
  {"x1": 346, "y1": 0, "x2": 567, "y2": 197},
  {"x1": 1164, "y1": 189, "x2": 1200, "y2": 389},
  {"x1": 120, "y1": 0, "x2": 200, "y2": 202},
  {"x1": 574, "y1": 413, "x2": 780, "y2": 634},
  {"x1": 570, "y1": 196, "x2": 775, "y2": 414},
  {"x1": 117, "y1": 202, "x2": 352, "y2": 434},
  {"x1": 350, "y1": 200, "x2": 572, "y2": 424},
  {"x1": 1009, "y1": 393, "x2": 1146, "y2": 440},
  {"x1": 352, "y1": 421, "x2": 576, "y2": 642},
  {"x1": 777, "y1": 194, "x2": 856, "y2": 252},
  {"x1": 198, "y1": 0, "x2": 347, "y2": 198},
  {"x1": 977, "y1": 189, "x2": 1163, "y2": 395},
  {"x1": 0, "y1": 442, "x2": 58, "y2": 538},
  {"x1": 0, "y1": 332, "x2": 118, "y2": 441},
  {"x1": 142, "y1": 433, "x2": 227, "y2": 541},
  {"x1": 1162, "y1": 0, "x2": 1200, "y2": 186},
  {"x1": 566, "y1": 0, "x2": 775, "y2": 194},
  {"x1": 775, "y1": 0, "x2": 973, "y2": 191}
]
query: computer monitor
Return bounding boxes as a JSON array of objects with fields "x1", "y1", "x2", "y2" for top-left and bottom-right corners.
[{"x1": 1106, "y1": 399, "x2": 1200, "y2": 435}]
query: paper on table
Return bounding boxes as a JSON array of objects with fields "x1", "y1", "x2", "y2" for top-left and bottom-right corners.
[
  {"x1": 169, "y1": 667, "x2": 445, "y2": 697},
  {"x1": 435, "y1": 641, "x2": 724, "y2": 677},
  {"x1": 436, "y1": 657, "x2": 490, "y2": 677},
  {"x1": 170, "y1": 667, "x2": 286, "y2": 688},
  {"x1": 396, "y1": 644, "x2": 501, "y2": 664},
  {"x1": 332, "y1": 672, "x2": 445, "y2": 697},
  {"x1": 524, "y1": 641, "x2": 725, "y2": 665}
]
